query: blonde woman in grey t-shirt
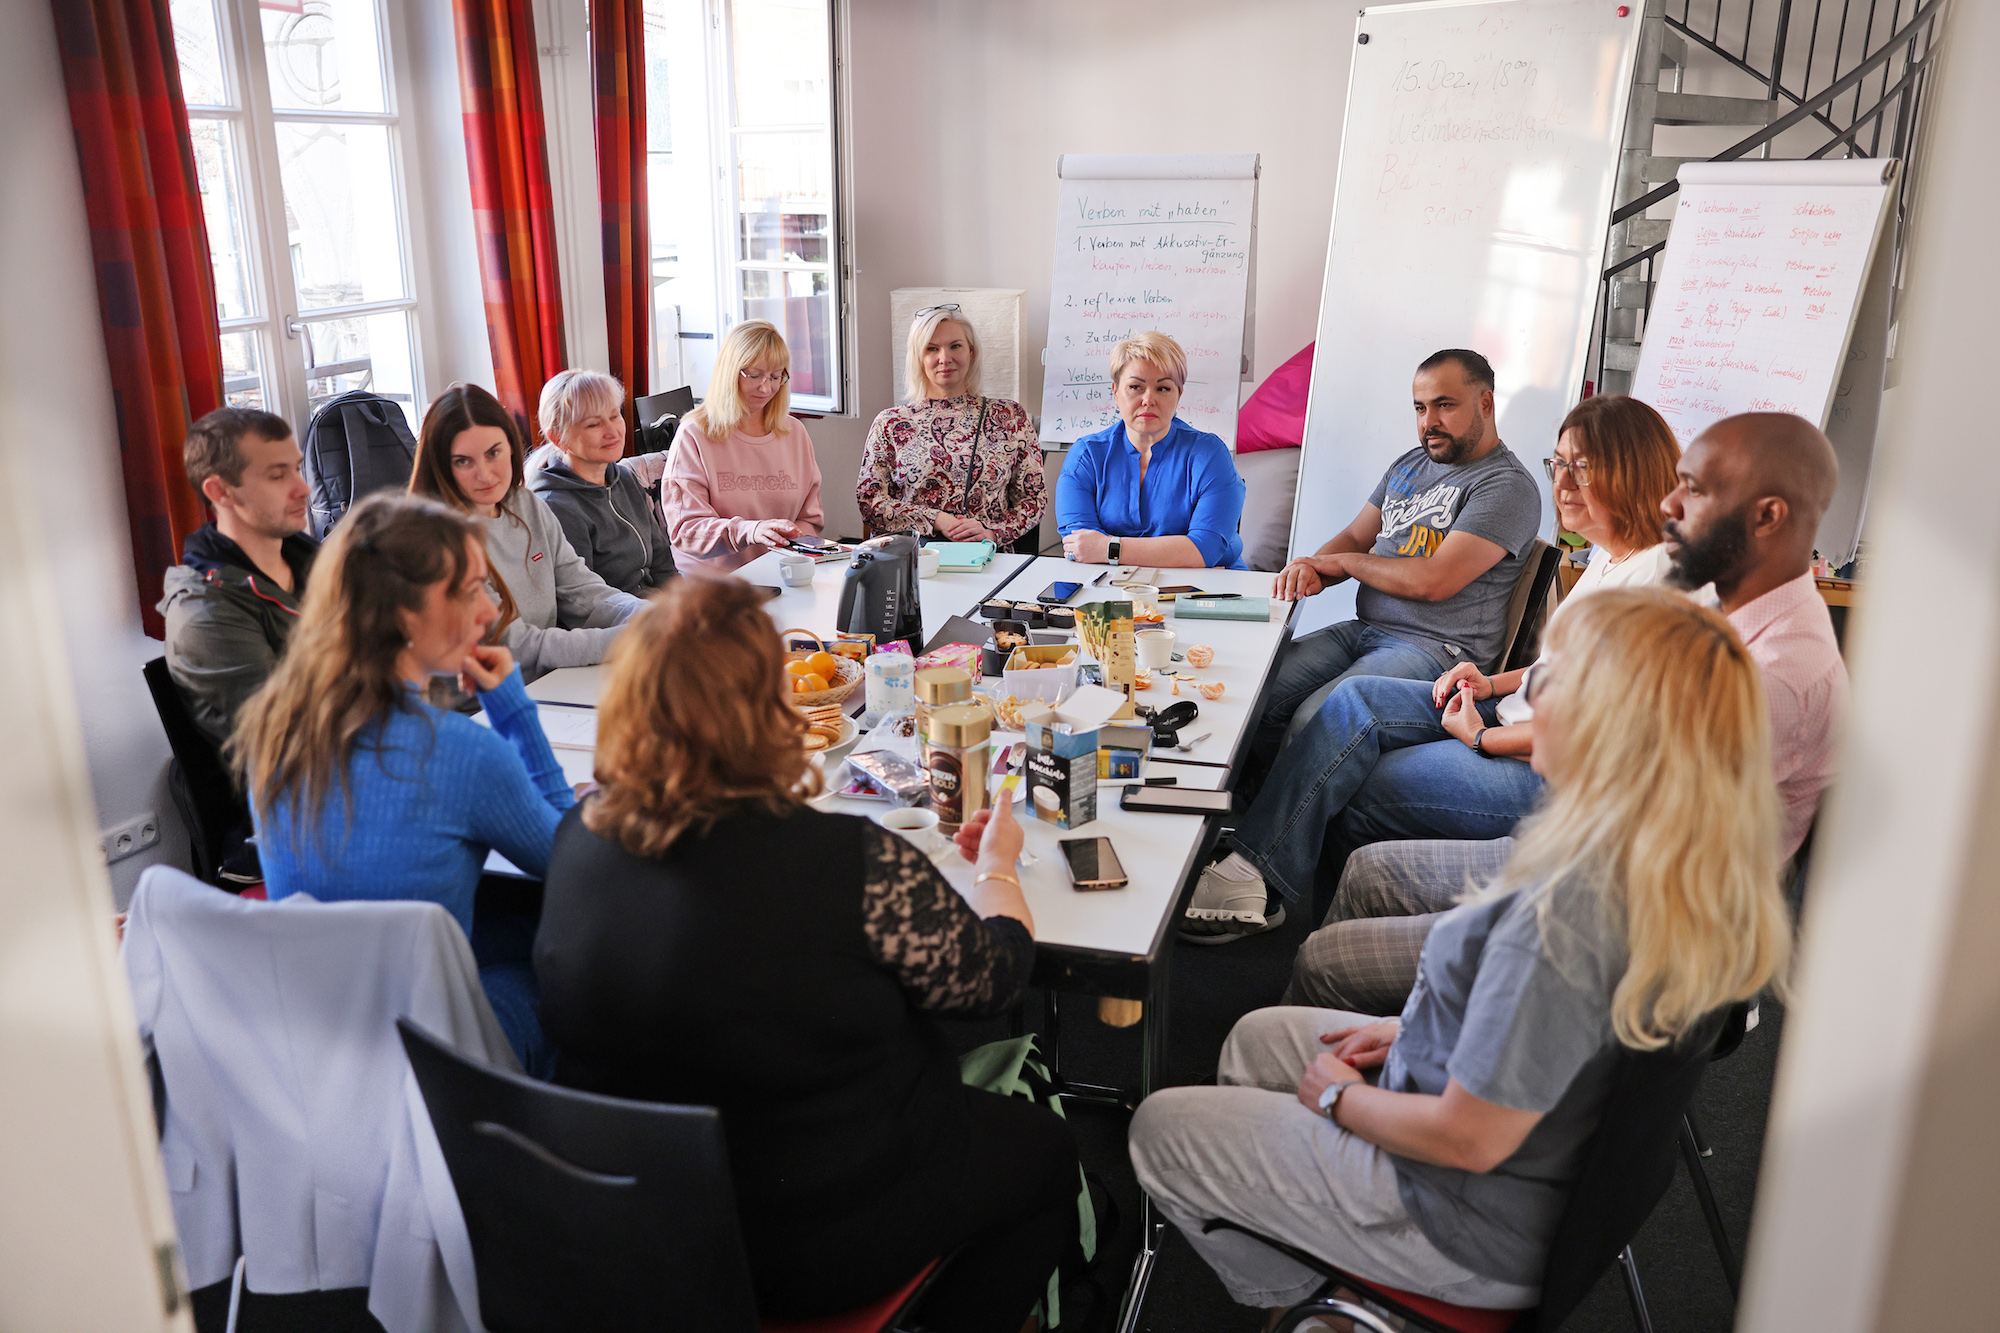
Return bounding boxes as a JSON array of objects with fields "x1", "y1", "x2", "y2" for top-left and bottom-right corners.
[{"x1": 1131, "y1": 588, "x2": 1792, "y2": 1316}]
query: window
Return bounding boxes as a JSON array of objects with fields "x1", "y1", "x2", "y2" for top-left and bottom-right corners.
[
  {"x1": 171, "y1": 0, "x2": 423, "y2": 430},
  {"x1": 643, "y1": 0, "x2": 846, "y2": 412}
]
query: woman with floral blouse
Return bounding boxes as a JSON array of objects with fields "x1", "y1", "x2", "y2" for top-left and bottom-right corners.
[{"x1": 856, "y1": 306, "x2": 1048, "y2": 552}]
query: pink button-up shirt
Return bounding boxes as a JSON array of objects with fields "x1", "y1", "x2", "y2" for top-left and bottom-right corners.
[{"x1": 1725, "y1": 571, "x2": 1847, "y2": 857}]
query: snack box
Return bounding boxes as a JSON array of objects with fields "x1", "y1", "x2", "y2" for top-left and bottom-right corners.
[
  {"x1": 1096, "y1": 722, "x2": 1154, "y2": 780},
  {"x1": 830, "y1": 632, "x2": 875, "y2": 664},
  {"x1": 1002, "y1": 644, "x2": 1080, "y2": 703}
]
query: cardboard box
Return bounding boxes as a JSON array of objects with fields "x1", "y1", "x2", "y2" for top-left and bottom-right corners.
[
  {"x1": 1021, "y1": 686, "x2": 1127, "y2": 829},
  {"x1": 1096, "y1": 722, "x2": 1154, "y2": 780},
  {"x1": 1003, "y1": 643, "x2": 1080, "y2": 703},
  {"x1": 1075, "y1": 600, "x2": 1137, "y2": 703}
]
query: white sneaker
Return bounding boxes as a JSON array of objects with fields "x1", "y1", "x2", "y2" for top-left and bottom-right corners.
[{"x1": 1179, "y1": 853, "x2": 1286, "y2": 945}]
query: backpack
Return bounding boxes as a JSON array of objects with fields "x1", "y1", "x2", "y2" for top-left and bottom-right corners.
[{"x1": 301, "y1": 390, "x2": 419, "y2": 538}]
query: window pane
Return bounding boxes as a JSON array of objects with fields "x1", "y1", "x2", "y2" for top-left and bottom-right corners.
[
  {"x1": 171, "y1": 0, "x2": 228, "y2": 106},
  {"x1": 729, "y1": 0, "x2": 829, "y2": 129},
  {"x1": 740, "y1": 269, "x2": 833, "y2": 399},
  {"x1": 261, "y1": 0, "x2": 388, "y2": 114},
  {"x1": 644, "y1": 0, "x2": 724, "y2": 397},
  {"x1": 221, "y1": 330, "x2": 267, "y2": 409},
  {"x1": 275, "y1": 121, "x2": 407, "y2": 309},
  {"x1": 188, "y1": 119, "x2": 256, "y2": 321},
  {"x1": 735, "y1": 132, "x2": 830, "y2": 262},
  {"x1": 301, "y1": 310, "x2": 418, "y2": 426}
]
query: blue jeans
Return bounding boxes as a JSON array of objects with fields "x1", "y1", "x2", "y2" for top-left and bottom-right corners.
[
  {"x1": 472, "y1": 905, "x2": 556, "y2": 1079},
  {"x1": 1235, "y1": 676, "x2": 1542, "y2": 904},
  {"x1": 1255, "y1": 621, "x2": 1460, "y2": 760}
]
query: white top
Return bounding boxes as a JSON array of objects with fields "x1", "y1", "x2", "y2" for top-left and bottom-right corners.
[{"x1": 1495, "y1": 542, "x2": 1677, "y2": 726}]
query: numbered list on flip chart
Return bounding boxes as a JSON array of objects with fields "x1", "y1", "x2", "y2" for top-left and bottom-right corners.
[
  {"x1": 1041, "y1": 180, "x2": 1253, "y2": 445},
  {"x1": 1633, "y1": 184, "x2": 1885, "y2": 447}
]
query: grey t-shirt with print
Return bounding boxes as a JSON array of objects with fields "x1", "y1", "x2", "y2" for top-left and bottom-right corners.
[
  {"x1": 1358, "y1": 444, "x2": 1542, "y2": 670},
  {"x1": 1378, "y1": 877, "x2": 1628, "y2": 1287}
]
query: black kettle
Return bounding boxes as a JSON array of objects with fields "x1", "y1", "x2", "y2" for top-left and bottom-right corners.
[{"x1": 838, "y1": 534, "x2": 924, "y2": 654}]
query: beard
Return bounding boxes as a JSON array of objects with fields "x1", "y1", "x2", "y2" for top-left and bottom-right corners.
[
  {"x1": 1666, "y1": 507, "x2": 1750, "y2": 591},
  {"x1": 1422, "y1": 421, "x2": 1484, "y2": 464}
]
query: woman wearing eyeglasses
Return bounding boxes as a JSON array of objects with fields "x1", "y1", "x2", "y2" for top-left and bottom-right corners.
[
  {"x1": 663, "y1": 320, "x2": 826, "y2": 573},
  {"x1": 1183, "y1": 395, "x2": 1682, "y2": 942},
  {"x1": 855, "y1": 305, "x2": 1048, "y2": 552}
]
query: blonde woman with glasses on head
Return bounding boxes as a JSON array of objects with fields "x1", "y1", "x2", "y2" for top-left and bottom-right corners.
[
  {"x1": 663, "y1": 320, "x2": 826, "y2": 572},
  {"x1": 856, "y1": 305, "x2": 1048, "y2": 553}
]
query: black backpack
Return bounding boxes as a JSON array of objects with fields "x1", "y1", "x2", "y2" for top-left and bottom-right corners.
[{"x1": 302, "y1": 390, "x2": 419, "y2": 538}]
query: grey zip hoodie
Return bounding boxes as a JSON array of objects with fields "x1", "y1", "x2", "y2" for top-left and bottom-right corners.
[
  {"x1": 525, "y1": 443, "x2": 680, "y2": 597},
  {"x1": 483, "y1": 487, "x2": 646, "y2": 681}
]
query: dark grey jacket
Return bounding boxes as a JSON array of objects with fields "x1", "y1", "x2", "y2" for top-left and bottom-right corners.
[
  {"x1": 157, "y1": 524, "x2": 319, "y2": 746},
  {"x1": 525, "y1": 444, "x2": 680, "y2": 597}
]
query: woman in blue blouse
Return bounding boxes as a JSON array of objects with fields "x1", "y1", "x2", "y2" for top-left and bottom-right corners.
[
  {"x1": 1057, "y1": 331, "x2": 1248, "y2": 570},
  {"x1": 232, "y1": 492, "x2": 573, "y2": 1074}
]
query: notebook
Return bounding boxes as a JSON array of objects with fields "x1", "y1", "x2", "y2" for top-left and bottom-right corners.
[
  {"x1": 929, "y1": 541, "x2": 996, "y2": 572},
  {"x1": 1174, "y1": 596, "x2": 1272, "y2": 622}
]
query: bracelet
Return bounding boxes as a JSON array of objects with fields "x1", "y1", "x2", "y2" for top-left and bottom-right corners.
[
  {"x1": 975, "y1": 870, "x2": 1022, "y2": 890},
  {"x1": 1472, "y1": 727, "x2": 1488, "y2": 756}
]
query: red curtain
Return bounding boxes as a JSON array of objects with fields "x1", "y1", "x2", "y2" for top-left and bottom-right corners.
[
  {"x1": 590, "y1": 0, "x2": 650, "y2": 444},
  {"x1": 453, "y1": 0, "x2": 569, "y2": 438},
  {"x1": 51, "y1": 0, "x2": 222, "y2": 639}
]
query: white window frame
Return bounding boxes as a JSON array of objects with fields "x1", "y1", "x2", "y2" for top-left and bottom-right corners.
[{"x1": 183, "y1": 0, "x2": 430, "y2": 430}]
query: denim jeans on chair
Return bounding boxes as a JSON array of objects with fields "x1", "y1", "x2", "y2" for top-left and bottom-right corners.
[
  {"x1": 1253, "y1": 620, "x2": 1459, "y2": 762},
  {"x1": 1234, "y1": 675, "x2": 1541, "y2": 904}
]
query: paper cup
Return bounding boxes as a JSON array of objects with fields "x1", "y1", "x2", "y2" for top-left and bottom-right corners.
[
  {"x1": 1135, "y1": 628, "x2": 1177, "y2": 670},
  {"x1": 917, "y1": 547, "x2": 942, "y2": 578}
]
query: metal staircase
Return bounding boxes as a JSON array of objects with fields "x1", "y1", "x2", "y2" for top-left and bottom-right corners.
[{"x1": 1591, "y1": 0, "x2": 1948, "y2": 395}]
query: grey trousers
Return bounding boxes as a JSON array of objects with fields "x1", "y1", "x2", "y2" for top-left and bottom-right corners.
[
  {"x1": 1129, "y1": 1007, "x2": 1538, "y2": 1310},
  {"x1": 1283, "y1": 839, "x2": 1516, "y2": 1013}
]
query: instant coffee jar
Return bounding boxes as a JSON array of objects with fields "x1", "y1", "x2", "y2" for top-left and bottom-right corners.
[
  {"x1": 913, "y1": 667, "x2": 972, "y2": 761},
  {"x1": 927, "y1": 703, "x2": 991, "y2": 832}
]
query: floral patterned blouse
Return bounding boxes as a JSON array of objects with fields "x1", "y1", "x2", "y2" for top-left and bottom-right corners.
[{"x1": 857, "y1": 395, "x2": 1048, "y2": 547}]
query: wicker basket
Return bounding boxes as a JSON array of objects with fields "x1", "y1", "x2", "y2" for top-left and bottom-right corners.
[{"x1": 780, "y1": 628, "x2": 863, "y2": 707}]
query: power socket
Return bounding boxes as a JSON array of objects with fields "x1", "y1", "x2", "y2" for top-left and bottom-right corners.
[{"x1": 102, "y1": 812, "x2": 162, "y2": 865}]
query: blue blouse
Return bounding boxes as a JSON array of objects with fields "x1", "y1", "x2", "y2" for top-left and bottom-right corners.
[{"x1": 1055, "y1": 417, "x2": 1247, "y2": 569}]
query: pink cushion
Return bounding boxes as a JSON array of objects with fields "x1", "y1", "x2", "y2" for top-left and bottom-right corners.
[
  {"x1": 761, "y1": 1259, "x2": 939, "y2": 1333},
  {"x1": 1236, "y1": 342, "x2": 1314, "y2": 453},
  {"x1": 1352, "y1": 1276, "x2": 1523, "y2": 1333}
]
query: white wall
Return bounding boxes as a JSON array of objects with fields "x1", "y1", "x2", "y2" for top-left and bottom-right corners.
[{"x1": 816, "y1": 0, "x2": 1354, "y2": 541}]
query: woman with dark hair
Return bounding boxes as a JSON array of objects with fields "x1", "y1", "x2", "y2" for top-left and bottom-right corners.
[
  {"x1": 535, "y1": 578, "x2": 1078, "y2": 1332},
  {"x1": 231, "y1": 492, "x2": 571, "y2": 1071},
  {"x1": 411, "y1": 382, "x2": 644, "y2": 681},
  {"x1": 1185, "y1": 394, "x2": 1686, "y2": 941}
]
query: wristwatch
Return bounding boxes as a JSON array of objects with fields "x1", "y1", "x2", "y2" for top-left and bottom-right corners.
[
  {"x1": 1107, "y1": 537, "x2": 1122, "y2": 564},
  {"x1": 1318, "y1": 1076, "x2": 1358, "y2": 1120},
  {"x1": 1472, "y1": 727, "x2": 1489, "y2": 756}
]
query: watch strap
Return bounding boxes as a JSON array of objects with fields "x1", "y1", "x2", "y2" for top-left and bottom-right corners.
[
  {"x1": 1317, "y1": 1076, "x2": 1356, "y2": 1118},
  {"x1": 1108, "y1": 537, "x2": 1121, "y2": 563},
  {"x1": 1472, "y1": 727, "x2": 1488, "y2": 755}
]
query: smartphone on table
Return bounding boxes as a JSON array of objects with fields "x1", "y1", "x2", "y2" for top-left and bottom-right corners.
[
  {"x1": 1154, "y1": 585, "x2": 1202, "y2": 600},
  {"x1": 1038, "y1": 580, "x2": 1083, "y2": 605},
  {"x1": 1118, "y1": 786, "x2": 1233, "y2": 815},
  {"x1": 1059, "y1": 836, "x2": 1128, "y2": 890}
]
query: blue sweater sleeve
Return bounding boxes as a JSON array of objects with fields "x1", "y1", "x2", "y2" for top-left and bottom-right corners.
[
  {"x1": 470, "y1": 668, "x2": 576, "y2": 877},
  {"x1": 1183, "y1": 436, "x2": 1249, "y2": 569},
  {"x1": 1055, "y1": 435, "x2": 1105, "y2": 535}
]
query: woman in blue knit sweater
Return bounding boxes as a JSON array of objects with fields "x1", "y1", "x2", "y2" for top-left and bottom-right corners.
[{"x1": 232, "y1": 492, "x2": 573, "y2": 1072}]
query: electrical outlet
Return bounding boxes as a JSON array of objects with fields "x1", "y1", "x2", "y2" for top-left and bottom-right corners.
[{"x1": 101, "y1": 812, "x2": 161, "y2": 865}]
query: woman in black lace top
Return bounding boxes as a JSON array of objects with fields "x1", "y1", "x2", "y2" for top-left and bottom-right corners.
[{"x1": 535, "y1": 578, "x2": 1078, "y2": 1331}]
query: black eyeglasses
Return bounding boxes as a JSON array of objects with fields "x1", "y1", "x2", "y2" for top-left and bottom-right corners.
[
  {"x1": 1543, "y1": 456, "x2": 1593, "y2": 487},
  {"x1": 914, "y1": 303, "x2": 963, "y2": 320}
]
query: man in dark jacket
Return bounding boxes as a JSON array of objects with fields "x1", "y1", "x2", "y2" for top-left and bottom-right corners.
[{"x1": 158, "y1": 407, "x2": 319, "y2": 747}]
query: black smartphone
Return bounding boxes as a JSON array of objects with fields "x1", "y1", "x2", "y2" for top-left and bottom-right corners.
[
  {"x1": 1038, "y1": 580, "x2": 1083, "y2": 605},
  {"x1": 1059, "y1": 836, "x2": 1128, "y2": 890},
  {"x1": 1119, "y1": 786, "x2": 1233, "y2": 815},
  {"x1": 1155, "y1": 585, "x2": 1202, "y2": 600}
]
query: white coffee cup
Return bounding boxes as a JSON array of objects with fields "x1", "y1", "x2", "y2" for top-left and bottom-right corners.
[
  {"x1": 916, "y1": 546, "x2": 942, "y2": 578},
  {"x1": 778, "y1": 555, "x2": 816, "y2": 587},
  {"x1": 876, "y1": 806, "x2": 943, "y2": 852},
  {"x1": 1135, "y1": 628, "x2": 1178, "y2": 670}
]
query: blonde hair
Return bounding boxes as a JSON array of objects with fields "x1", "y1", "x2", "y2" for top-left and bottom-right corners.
[
  {"x1": 584, "y1": 577, "x2": 819, "y2": 856},
  {"x1": 1108, "y1": 331, "x2": 1188, "y2": 389},
  {"x1": 1491, "y1": 587, "x2": 1792, "y2": 1050},
  {"x1": 691, "y1": 320, "x2": 792, "y2": 439},
  {"x1": 538, "y1": 369, "x2": 626, "y2": 449},
  {"x1": 904, "y1": 310, "x2": 982, "y2": 403}
]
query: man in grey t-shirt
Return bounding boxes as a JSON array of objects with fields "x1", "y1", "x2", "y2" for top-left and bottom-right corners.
[{"x1": 1257, "y1": 349, "x2": 1543, "y2": 759}]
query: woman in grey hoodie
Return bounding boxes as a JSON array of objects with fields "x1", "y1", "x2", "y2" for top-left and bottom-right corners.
[
  {"x1": 525, "y1": 369, "x2": 679, "y2": 597},
  {"x1": 410, "y1": 383, "x2": 643, "y2": 681}
]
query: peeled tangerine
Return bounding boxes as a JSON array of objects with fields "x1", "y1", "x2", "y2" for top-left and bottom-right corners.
[
  {"x1": 1197, "y1": 681, "x2": 1226, "y2": 701},
  {"x1": 1185, "y1": 644, "x2": 1215, "y2": 669}
]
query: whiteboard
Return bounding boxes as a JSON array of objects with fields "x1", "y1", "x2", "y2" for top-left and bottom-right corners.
[
  {"x1": 1630, "y1": 158, "x2": 1897, "y2": 565},
  {"x1": 1291, "y1": 0, "x2": 1640, "y2": 634},
  {"x1": 1041, "y1": 153, "x2": 1258, "y2": 446}
]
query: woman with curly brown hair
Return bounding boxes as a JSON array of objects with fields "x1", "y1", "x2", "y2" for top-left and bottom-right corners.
[{"x1": 533, "y1": 577, "x2": 1076, "y2": 1332}]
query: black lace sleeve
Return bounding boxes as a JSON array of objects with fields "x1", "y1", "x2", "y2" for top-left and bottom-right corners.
[{"x1": 861, "y1": 822, "x2": 1035, "y2": 1018}]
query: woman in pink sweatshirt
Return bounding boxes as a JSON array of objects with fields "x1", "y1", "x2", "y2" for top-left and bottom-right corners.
[{"x1": 664, "y1": 321, "x2": 826, "y2": 573}]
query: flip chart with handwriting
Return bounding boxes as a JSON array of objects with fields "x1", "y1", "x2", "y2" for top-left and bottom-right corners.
[{"x1": 1041, "y1": 154, "x2": 1258, "y2": 446}]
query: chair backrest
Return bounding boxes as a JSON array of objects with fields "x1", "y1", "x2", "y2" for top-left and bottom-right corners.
[
  {"x1": 397, "y1": 1019, "x2": 761, "y2": 1333},
  {"x1": 1524, "y1": 1008, "x2": 1731, "y2": 1331},
  {"x1": 1497, "y1": 539, "x2": 1562, "y2": 673},
  {"x1": 142, "y1": 656, "x2": 246, "y2": 881},
  {"x1": 301, "y1": 390, "x2": 418, "y2": 538}
]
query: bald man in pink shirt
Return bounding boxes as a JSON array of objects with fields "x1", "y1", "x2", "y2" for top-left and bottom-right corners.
[{"x1": 1283, "y1": 412, "x2": 1847, "y2": 1014}]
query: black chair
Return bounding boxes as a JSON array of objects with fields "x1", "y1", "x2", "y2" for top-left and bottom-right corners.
[
  {"x1": 1499, "y1": 540, "x2": 1564, "y2": 673},
  {"x1": 142, "y1": 657, "x2": 258, "y2": 887},
  {"x1": 396, "y1": 1019, "x2": 943, "y2": 1333},
  {"x1": 1199, "y1": 1007, "x2": 1734, "y2": 1333}
]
